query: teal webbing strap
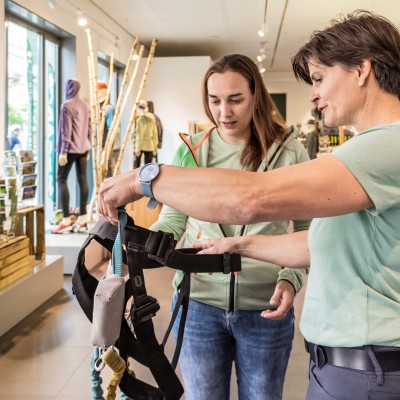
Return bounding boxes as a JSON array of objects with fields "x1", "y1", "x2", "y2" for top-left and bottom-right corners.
[{"x1": 111, "y1": 209, "x2": 128, "y2": 277}]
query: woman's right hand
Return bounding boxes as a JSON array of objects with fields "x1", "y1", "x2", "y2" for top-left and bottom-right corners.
[{"x1": 98, "y1": 169, "x2": 143, "y2": 225}]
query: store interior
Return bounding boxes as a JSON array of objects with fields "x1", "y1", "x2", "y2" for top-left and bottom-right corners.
[{"x1": 0, "y1": 0, "x2": 398, "y2": 399}]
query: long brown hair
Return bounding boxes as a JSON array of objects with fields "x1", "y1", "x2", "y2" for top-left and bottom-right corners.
[
  {"x1": 202, "y1": 54, "x2": 287, "y2": 171},
  {"x1": 291, "y1": 10, "x2": 400, "y2": 99}
]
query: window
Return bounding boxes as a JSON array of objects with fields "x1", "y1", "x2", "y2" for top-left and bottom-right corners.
[
  {"x1": 5, "y1": 16, "x2": 60, "y2": 217},
  {"x1": 6, "y1": 20, "x2": 40, "y2": 152}
]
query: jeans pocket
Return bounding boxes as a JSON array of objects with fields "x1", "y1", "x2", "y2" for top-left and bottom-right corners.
[{"x1": 306, "y1": 365, "x2": 338, "y2": 400}]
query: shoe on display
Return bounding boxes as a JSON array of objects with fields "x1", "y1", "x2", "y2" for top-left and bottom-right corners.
[{"x1": 51, "y1": 221, "x2": 74, "y2": 234}]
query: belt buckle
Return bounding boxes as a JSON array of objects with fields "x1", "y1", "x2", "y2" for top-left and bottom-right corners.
[{"x1": 315, "y1": 345, "x2": 326, "y2": 368}]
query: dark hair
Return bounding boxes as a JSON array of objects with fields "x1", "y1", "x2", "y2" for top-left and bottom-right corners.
[
  {"x1": 291, "y1": 10, "x2": 400, "y2": 98},
  {"x1": 202, "y1": 54, "x2": 287, "y2": 171}
]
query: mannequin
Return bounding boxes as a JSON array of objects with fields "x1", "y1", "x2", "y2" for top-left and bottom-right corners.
[
  {"x1": 98, "y1": 81, "x2": 119, "y2": 177},
  {"x1": 52, "y1": 79, "x2": 91, "y2": 234},
  {"x1": 132, "y1": 100, "x2": 158, "y2": 168},
  {"x1": 147, "y1": 100, "x2": 163, "y2": 162}
]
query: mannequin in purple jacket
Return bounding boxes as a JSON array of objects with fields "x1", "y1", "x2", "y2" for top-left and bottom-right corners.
[{"x1": 52, "y1": 79, "x2": 92, "y2": 234}]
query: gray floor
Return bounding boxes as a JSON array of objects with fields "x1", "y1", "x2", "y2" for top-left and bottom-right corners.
[{"x1": 0, "y1": 266, "x2": 309, "y2": 399}]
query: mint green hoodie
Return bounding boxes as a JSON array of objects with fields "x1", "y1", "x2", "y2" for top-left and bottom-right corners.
[{"x1": 150, "y1": 128, "x2": 310, "y2": 311}]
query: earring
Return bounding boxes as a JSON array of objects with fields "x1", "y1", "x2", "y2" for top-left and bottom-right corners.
[{"x1": 358, "y1": 80, "x2": 364, "y2": 87}]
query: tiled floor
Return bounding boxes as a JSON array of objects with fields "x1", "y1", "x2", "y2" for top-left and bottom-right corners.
[{"x1": 0, "y1": 266, "x2": 309, "y2": 399}]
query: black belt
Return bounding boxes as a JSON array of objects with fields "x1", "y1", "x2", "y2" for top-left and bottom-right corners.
[{"x1": 305, "y1": 340, "x2": 400, "y2": 372}]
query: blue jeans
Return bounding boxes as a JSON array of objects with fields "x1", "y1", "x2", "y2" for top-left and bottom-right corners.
[{"x1": 172, "y1": 292, "x2": 295, "y2": 400}]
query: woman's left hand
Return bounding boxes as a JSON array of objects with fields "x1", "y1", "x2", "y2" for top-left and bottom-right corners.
[
  {"x1": 261, "y1": 280, "x2": 295, "y2": 320},
  {"x1": 193, "y1": 237, "x2": 238, "y2": 254}
]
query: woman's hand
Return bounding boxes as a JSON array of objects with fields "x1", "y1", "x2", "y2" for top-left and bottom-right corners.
[
  {"x1": 98, "y1": 169, "x2": 143, "y2": 224},
  {"x1": 193, "y1": 237, "x2": 239, "y2": 254},
  {"x1": 261, "y1": 280, "x2": 295, "y2": 320}
]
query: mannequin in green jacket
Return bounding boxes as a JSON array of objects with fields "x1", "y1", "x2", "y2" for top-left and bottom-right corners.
[{"x1": 149, "y1": 54, "x2": 311, "y2": 400}]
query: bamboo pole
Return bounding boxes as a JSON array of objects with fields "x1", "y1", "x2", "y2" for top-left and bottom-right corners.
[
  {"x1": 87, "y1": 56, "x2": 99, "y2": 221},
  {"x1": 114, "y1": 38, "x2": 158, "y2": 176},
  {"x1": 102, "y1": 36, "x2": 140, "y2": 175},
  {"x1": 98, "y1": 53, "x2": 114, "y2": 149},
  {"x1": 97, "y1": 53, "x2": 114, "y2": 182},
  {"x1": 85, "y1": 29, "x2": 102, "y2": 180},
  {"x1": 102, "y1": 43, "x2": 142, "y2": 177}
]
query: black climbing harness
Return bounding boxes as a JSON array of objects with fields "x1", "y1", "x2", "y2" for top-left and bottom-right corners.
[{"x1": 72, "y1": 212, "x2": 241, "y2": 400}]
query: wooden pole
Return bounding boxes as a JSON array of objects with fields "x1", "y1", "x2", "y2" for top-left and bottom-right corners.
[
  {"x1": 98, "y1": 54, "x2": 114, "y2": 181},
  {"x1": 114, "y1": 39, "x2": 158, "y2": 175},
  {"x1": 101, "y1": 38, "x2": 140, "y2": 178},
  {"x1": 102, "y1": 39, "x2": 144, "y2": 176},
  {"x1": 87, "y1": 57, "x2": 99, "y2": 221},
  {"x1": 85, "y1": 29, "x2": 102, "y2": 181}
]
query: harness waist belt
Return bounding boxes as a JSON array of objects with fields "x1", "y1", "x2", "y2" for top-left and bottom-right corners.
[{"x1": 305, "y1": 340, "x2": 400, "y2": 372}]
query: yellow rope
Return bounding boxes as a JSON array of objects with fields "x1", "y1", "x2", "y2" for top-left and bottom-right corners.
[{"x1": 103, "y1": 347, "x2": 126, "y2": 400}]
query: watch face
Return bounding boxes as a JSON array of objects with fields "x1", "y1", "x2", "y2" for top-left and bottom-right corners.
[{"x1": 139, "y1": 163, "x2": 160, "y2": 181}]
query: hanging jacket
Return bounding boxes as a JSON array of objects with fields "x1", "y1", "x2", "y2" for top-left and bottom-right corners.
[
  {"x1": 131, "y1": 112, "x2": 158, "y2": 152},
  {"x1": 150, "y1": 128, "x2": 311, "y2": 311}
]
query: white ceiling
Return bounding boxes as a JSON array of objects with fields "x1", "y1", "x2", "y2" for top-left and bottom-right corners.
[{"x1": 90, "y1": 0, "x2": 400, "y2": 72}]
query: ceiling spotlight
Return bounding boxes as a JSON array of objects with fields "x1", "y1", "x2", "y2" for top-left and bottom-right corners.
[
  {"x1": 77, "y1": 9, "x2": 87, "y2": 26},
  {"x1": 257, "y1": 53, "x2": 266, "y2": 63},
  {"x1": 259, "y1": 65, "x2": 266, "y2": 74},
  {"x1": 47, "y1": 0, "x2": 56, "y2": 9},
  {"x1": 132, "y1": 52, "x2": 139, "y2": 61},
  {"x1": 258, "y1": 22, "x2": 269, "y2": 38}
]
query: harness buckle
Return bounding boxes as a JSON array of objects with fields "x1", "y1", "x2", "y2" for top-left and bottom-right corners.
[
  {"x1": 130, "y1": 296, "x2": 160, "y2": 325},
  {"x1": 223, "y1": 252, "x2": 233, "y2": 274},
  {"x1": 146, "y1": 231, "x2": 175, "y2": 264}
]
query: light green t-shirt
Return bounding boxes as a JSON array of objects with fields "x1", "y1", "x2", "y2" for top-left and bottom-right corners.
[
  {"x1": 300, "y1": 123, "x2": 400, "y2": 347},
  {"x1": 207, "y1": 130, "x2": 244, "y2": 237}
]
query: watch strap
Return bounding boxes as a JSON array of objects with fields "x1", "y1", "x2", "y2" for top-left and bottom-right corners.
[
  {"x1": 141, "y1": 181, "x2": 154, "y2": 199},
  {"x1": 146, "y1": 197, "x2": 159, "y2": 210}
]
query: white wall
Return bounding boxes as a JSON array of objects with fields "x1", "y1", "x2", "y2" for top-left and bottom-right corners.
[{"x1": 265, "y1": 71, "x2": 315, "y2": 129}]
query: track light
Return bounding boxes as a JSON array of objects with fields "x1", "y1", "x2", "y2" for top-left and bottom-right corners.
[
  {"x1": 257, "y1": 53, "x2": 266, "y2": 63},
  {"x1": 258, "y1": 23, "x2": 265, "y2": 38},
  {"x1": 132, "y1": 52, "x2": 139, "y2": 61},
  {"x1": 48, "y1": 0, "x2": 56, "y2": 9},
  {"x1": 258, "y1": 22, "x2": 269, "y2": 38},
  {"x1": 77, "y1": 9, "x2": 87, "y2": 26}
]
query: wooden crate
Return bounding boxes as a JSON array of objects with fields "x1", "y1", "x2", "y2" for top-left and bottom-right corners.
[
  {"x1": 15, "y1": 205, "x2": 45, "y2": 260},
  {"x1": 0, "y1": 236, "x2": 36, "y2": 290}
]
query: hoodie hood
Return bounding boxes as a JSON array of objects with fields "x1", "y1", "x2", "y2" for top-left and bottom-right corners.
[{"x1": 65, "y1": 79, "x2": 80, "y2": 99}]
